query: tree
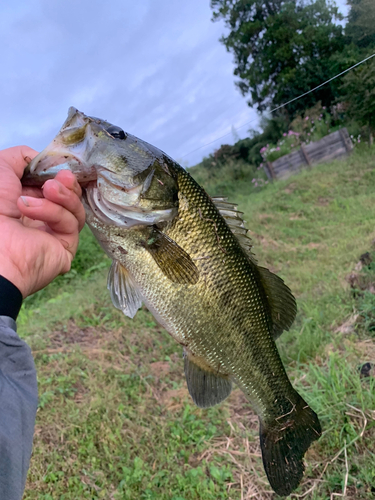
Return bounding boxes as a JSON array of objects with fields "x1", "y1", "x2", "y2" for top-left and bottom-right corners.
[
  {"x1": 346, "y1": 0, "x2": 375, "y2": 49},
  {"x1": 339, "y1": 55, "x2": 375, "y2": 143},
  {"x1": 211, "y1": 0, "x2": 345, "y2": 118}
]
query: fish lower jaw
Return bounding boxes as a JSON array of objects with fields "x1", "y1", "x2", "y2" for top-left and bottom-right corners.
[{"x1": 83, "y1": 185, "x2": 176, "y2": 228}]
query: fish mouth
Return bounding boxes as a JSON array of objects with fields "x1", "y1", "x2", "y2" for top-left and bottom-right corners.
[
  {"x1": 23, "y1": 152, "x2": 98, "y2": 187},
  {"x1": 23, "y1": 155, "x2": 176, "y2": 229}
]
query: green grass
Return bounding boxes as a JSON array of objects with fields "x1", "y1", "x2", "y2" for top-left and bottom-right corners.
[{"x1": 20, "y1": 145, "x2": 375, "y2": 499}]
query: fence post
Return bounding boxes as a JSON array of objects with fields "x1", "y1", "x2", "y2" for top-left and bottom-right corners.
[
  {"x1": 339, "y1": 128, "x2": 353, "y2": 153},
  {"x1": 300, "y1": 144, "x2": 312, "y2": 167},
  {"x1": 267, "y1": 161, "x2": 276, "y2": 180}
]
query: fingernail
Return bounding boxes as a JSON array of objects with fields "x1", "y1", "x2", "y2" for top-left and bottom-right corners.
[
  {"x1": 57, "y1": 181, "x2": 66, "y2": 195},
  {"x1": 21, "y1": 196, "x2": 43, "y2": 207},
  {"x1": 60, "y1": 239, "x2": 70, "y2": 249}
]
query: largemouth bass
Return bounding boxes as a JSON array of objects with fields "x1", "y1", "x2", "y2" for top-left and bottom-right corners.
[{"x1": 23, "y1": 107, "x2": 321, "y2": 496}]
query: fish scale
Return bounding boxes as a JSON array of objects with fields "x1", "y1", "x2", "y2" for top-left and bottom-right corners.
[{"x1": 23, "y1": 107, "x2": 321, "y2": 496}]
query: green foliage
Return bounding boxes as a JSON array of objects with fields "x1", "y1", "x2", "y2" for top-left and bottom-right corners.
[
  {"x1": 211, "y1": 0, "x2": 345, "y2": 117},
  {"x1": 260, "y1": 102, "x2": 337, "y2": 162},
  {"x1": 346, "y1": 0, "x2": 375, "y2": 49},
  {"x1": 189, "y1": 115, "x2": 288, "y2": 191},
  {"x1": 189, "y1": 158, "x2": 261, "y2": 197},
  {"x1": 340, "y1": 55, "x2": 375, "y2": 139}
]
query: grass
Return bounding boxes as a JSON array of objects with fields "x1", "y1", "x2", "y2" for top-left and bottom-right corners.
[{"x1": 20, "y1": 145, "x2": 375, "y2": 499}]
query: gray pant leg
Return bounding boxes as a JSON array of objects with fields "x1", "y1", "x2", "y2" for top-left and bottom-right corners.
[{"x1": 0, "y1": 317, "x2": 38, "y2": 500}]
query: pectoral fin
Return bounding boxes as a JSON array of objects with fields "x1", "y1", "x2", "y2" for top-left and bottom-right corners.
[
  {"x1": 145, "y1": 228, "x2": 199, "y2": 285},
  {"x1": 184, "y1": 349, "x2": 232, "y2": 408},
  {"x1": 107, "y1": 260, "x2": 143, "y2": 319}
]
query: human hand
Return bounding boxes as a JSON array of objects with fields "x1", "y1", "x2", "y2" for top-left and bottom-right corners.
[{"x1": 0, "y1": 146, "x2": 85, "y2": 298}]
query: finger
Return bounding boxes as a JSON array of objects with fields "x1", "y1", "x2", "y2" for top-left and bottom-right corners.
[
  {"x1": 0, "y1": 146, "x2": 39, "y2": 178},
  {"x1": 21, "y1": 186, "x2": 44, "y2": 198},
  {"x1": 41, "y1": 179, "x2": 85, "y2": 230},
  {"x1": 54, "y1": 169, "x2": 82, "y2": 197},
  {"x1": 17, "y1": 197, "x2": 80, "y2": 253}
]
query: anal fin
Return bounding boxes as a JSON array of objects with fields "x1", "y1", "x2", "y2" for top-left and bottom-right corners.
[
  {"x1": 184, "y1": 349, "x2": 232, "y2": 408},
  {"x1": 107, "y1": 260, "x2": 143, "y2": 319}
]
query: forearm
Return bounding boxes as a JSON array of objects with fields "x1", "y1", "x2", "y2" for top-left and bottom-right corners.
[{"x1": 0, "y1": 277, "x2": 38, "y2": 500}]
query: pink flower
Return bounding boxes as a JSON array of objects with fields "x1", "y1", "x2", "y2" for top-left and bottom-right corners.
[
  {"x1": 291, "y1": 144, "x2": 294, "y2": 147},
  {"x1": 283, "y1": 133, "x2": 287, "y2": 136},
  {"x1": 276, "y1": 147, "x2": 280, "y2": 151},
  {"x1": 305, "y1": 116, "x2": 309, "y2": 121}
]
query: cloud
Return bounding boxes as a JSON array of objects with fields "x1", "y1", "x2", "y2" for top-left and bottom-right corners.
[{"x1": 0, "y1": 0, "x2": 254, "y2": 166}]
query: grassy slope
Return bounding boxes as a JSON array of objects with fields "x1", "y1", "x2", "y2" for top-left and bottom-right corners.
[{"x1": 20, "y1": 147, "x2": 375, "y2": 499}]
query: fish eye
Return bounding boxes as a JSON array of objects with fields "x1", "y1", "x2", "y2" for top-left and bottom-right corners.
[{"x1": 107, "y1": 125, "x2": 127, "y2": 140}]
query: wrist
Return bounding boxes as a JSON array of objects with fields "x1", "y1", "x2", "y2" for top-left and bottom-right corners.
[{"x1": 0, "y1": 263, "x2": 27, "y2": 298}]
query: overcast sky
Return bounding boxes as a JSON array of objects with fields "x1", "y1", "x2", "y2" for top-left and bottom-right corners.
[{"x1": 1, "y1": 0, "x2": 349, "y2": 167}]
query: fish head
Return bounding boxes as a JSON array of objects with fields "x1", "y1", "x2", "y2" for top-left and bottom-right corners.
[{"x1": 24, "y1": 107, "x2": 179, "y2": 227}]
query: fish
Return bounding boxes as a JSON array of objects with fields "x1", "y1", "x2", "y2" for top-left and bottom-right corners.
[{"x1": 23, "y1": 107, "x2": 321, "y2": 496}]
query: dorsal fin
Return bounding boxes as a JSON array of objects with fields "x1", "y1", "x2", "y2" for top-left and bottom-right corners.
[
  {"x1": 211, "y1": 196, "x2": 257, "y2": 263},
  {"x1": 212, "y1": 197, "x2": 296, "y2": 339},
  {"x1": 257, "y1": 266, "x2": 297, "y2": 339}
]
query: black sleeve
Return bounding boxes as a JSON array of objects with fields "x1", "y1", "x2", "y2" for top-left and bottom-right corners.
[{"x1": 0, "y1": 276, "x2": 23, "y2": 320}]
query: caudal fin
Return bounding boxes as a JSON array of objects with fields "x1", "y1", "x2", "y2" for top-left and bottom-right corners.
[{"x1": 259, "y1": 396, "x2": 321, "y2": 496}]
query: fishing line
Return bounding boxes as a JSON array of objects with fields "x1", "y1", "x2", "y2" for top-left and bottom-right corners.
[{"x1": 181, "y1": 52, "x2": 375, "y2": 159}]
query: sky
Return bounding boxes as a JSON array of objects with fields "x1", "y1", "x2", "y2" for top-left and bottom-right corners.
[{"x1": 1, "y1": 0, "x2": 349, "y2": 167}]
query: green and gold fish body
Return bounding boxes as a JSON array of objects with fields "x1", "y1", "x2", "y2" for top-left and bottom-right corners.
[{"x1": 24, "y1": 108, "x2": 321, "y2": 496}]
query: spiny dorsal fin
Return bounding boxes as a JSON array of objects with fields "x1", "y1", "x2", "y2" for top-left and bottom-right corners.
[
  {"x1": 145, "y1": 228, "x2": 199, "y2": 285},
  {"x1": 257, "y1": 266, "x2": 297, "y2": 339},
  {"x1": 211, "y1": 196, "x2": 257, "y2": 263},
  {"x1": 107, "y1": 260, "x2": 143, "y2": 319},
  {"x1": 184, "y1": 349, "x2": 232, "y2": 408}
]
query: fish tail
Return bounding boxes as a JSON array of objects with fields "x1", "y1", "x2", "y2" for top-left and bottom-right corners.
[{"x1": 259, "y1": 395, "x2": 321, "y2": 496}]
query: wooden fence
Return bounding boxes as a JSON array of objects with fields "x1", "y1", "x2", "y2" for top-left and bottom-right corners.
[{"x1": 263, "y1": 128, "x2": 353, "y2": 181}]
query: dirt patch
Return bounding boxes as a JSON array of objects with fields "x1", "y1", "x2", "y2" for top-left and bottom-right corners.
[
  {"x1": 48, "y1": 320, "x2": 106, "y2": 348},
  {"x1": 160, "y1": 387, "x2": 189, "y2": 411},
  {"x1": 149, "y1": 361, "x2": 170, "y2": 378},
  {"x1": 257, "y1": 213, "x2": 276, "y2": 221},
  {"x1": 306, "y1": 242, "x2": 325, "y2": 250},
  {"x1": 284, "y1": 182, "x2": 297, "y2": 194},
  {"x1": 289, "y1": 213, "x2": 307, "y2": 220},
  {"x1": 335, "y1": 314, "x2": 359, "y2": 334},
  {"x1": 317, "y1": 197, "x2": 331, "y2": 206},
  {"x1": 253, "y1": 234, "x2": 281, "y2": 250}
]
